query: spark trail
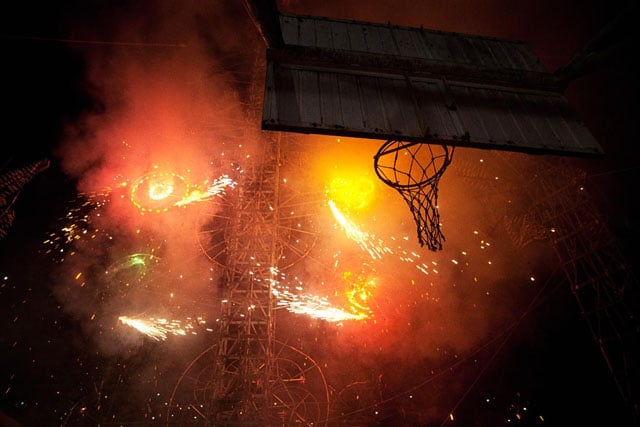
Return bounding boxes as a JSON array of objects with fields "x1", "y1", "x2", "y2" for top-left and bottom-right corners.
[
  {"x1": 268, "y1": 267, "x2": 372, "y2": 323},
  {"x1": 328, "y1": 199, "x2": 392, "y2": 260},
  {"x1": 118, "y1": 315, "x2": 210, "y2": 341},
  {"x1": 272, "y1": 284, "x2": 369, "y2": 322}
]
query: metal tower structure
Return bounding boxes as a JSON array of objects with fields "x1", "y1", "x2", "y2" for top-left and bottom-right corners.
[
  {"x1": 167, "y1": 131, "x2": 330, "y2": 425},
  {"x1": 209, "y1": 141, "x2": 281, "y2": 424},
  {"x1": 165, "y1": 50, "x2": 329, "y2": 425},
  {"x1": 465, "y1": 151, "x2": 640, "y2": 423},
  {"x1": 204, "y1": 50, "x2": 327, "y2": 424},
  {"x1": 0, "y1": 158, "x2": 50, "y2": 239},
  {"x1": 452, "y1": 151, "x2": 639, "y2": 424},
  {"x1": 200, "y1": 47, "x2": 281, "y2": 423},
  {"x1": 527, "y1": 156, "x2": 640, "y2": 424}
]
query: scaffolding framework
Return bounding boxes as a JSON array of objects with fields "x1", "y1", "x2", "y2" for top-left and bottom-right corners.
[
  {"x1": 211, "y1": 142, "x2": 281, "y2": 424},
  {"x1": 529, "y1": 157, "x2": 640, "y2": 423}
]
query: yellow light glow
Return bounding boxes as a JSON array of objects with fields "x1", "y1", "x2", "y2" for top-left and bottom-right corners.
[
  {"x1": 327, "y1": 173, "x2": 376, "y2": 213},
  {"x1": 148, "y1": 176, "x2": 175, "y2": 200}
]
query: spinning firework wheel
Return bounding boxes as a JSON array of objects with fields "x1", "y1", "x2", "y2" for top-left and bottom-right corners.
[{"x1": 165, "y1": 340, "x2": 330, "y2": 426}]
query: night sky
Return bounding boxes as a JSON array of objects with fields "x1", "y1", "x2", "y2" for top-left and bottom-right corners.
[{"x1": 2, "y1": 1, "x2": 639, "y2": 426}]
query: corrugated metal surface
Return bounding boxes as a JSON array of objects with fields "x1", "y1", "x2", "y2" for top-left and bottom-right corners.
[
  {"x1": 262, "y1": 14, "x2": 604, "y2": 157},
  {"x1": 279, "y1": 14, "x2": 546, "y2": 73}
]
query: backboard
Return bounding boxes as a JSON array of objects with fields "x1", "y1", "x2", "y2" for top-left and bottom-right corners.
[{"x1": 261, "y1": 13, "x2": 604, "y2": 158}]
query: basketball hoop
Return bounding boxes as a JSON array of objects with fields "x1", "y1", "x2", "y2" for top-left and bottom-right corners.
[{"x1": 373, "y1": 141, "x2": 454, "y2": 251}]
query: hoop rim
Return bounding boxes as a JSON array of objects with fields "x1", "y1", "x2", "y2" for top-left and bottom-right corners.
[{"x1": 373, "y1": 140, "x2": 454, "y2": 189}]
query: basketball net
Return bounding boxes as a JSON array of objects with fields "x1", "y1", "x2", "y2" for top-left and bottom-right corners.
[{"x1": 373, "y1": 141, "x2": 454, "y2": 251}]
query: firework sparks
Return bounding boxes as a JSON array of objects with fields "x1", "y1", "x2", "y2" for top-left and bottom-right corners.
[
  {"x1": 206, "y1": 174, "x2": 237, "y2": 196},
  {"x1": 131, "y1": 172, "x2": 236, "y2": 213},
  {"x1": 106, "y1": 253, "x2": 160, "y2": 275},
  {"x1": 41, "y1": 192, "x2": 113, "y2": 262},
  {"x1": 328, "y1": 199, "x2": 392, "y2": 259},
  {"x1": 272, "y1": 285, "x2": 369, "y2": 322},
  {"x1": 328, "y1": 200, "x2": 476, "y2": 279},
  {"x1": 175, "y1": 174, "x2": 237, "y2": 207},
  {"x1": 268, "y1": 267, "x2": 371, "y2": 322},
  {"x1": 342, "y1": 270, "x2": 376, "y2": 319},
  {"x1": 118, "y1": 315, "x2": 209, "y2": 341}
]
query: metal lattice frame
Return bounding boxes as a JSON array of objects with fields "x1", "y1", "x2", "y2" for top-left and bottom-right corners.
[
  {"x1": 1, "y1": 158, "x2": 50, "y2": 238},
  {"x1": 184, "y1": 134, "x2": 329, "y2": 426},
  {"x1": 526, "y1": 156, "x2": 640, "y2": 423},
  {"x1": 209, "y1": 144, "x2": 282, "y2": 424}
]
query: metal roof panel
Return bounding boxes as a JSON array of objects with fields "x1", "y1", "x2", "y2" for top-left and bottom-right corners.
[
  {"x1": 262, "y1": 13, "x2": 603, "y2": 157},
  {"x1": 279, "y1": 13, "x2": 546, "y2": 72},
  {"x1": 262, "y1": 63, "x2": 604, "y2": 157}
]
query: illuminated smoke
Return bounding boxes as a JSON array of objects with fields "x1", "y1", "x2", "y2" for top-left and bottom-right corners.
[{"x1": 19, "y1": 2, "x2": 582, "y2": 426}]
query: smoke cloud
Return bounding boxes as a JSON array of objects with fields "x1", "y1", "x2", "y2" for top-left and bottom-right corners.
[
  {"x1": 48, "y1": 1, "x2": 265, "y2": 359},
  {"x1": 40, "y1": 1, "x2": 583, "y2": 424}
]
